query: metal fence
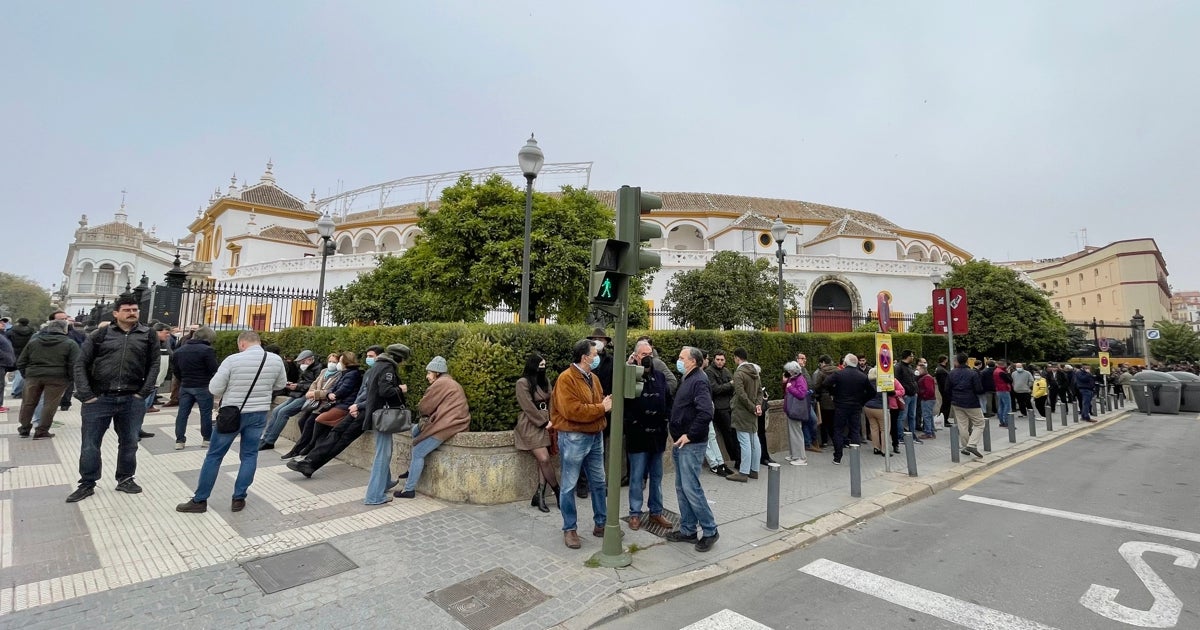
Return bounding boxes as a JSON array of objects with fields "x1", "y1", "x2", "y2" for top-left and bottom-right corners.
[{"x1": 645, "y1": 308, "x2": 919, "y2": 333}]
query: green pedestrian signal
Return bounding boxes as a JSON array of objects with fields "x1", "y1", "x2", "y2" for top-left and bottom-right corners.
[{"x1": 599, "y1": 276, "x2": 613, "y2": 299}]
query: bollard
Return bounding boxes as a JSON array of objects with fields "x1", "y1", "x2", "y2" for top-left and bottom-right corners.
[
  {"x1": 1008, "y1": 411, "x2": 1017, "y2": 443},
  {"x1": 903, "y1": 432, "x2": 918, "y2": 477},
  {"x1": 1046, "y1": 406, "x2": 1053, "y2": 431},
  {"x1": 766, "y1": 462, "x2": 781, "y2": 530},
  {"x1": 1028, "y1": 407, "x2": 1037, "y2": 436},
  {"x1": 949, "y1": 423, "x2": 961, "y2": 462},
  {"x1": 1072, "y1": 402, "x2": 1079, "y2": 423},
  {"x1": 1060, "y1": 402, "x2": 1067, "y2": 427},
  {"x1": 848, "y1": 445, "x2": 861, "y2": 498},
  {"x1": 982, "y1": 417, "x2": 992, "y2": 452}
]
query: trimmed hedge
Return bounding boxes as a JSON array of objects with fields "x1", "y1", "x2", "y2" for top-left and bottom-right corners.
[{"x1": 215, "y1": 325, "x2": 951, "y2": 432}]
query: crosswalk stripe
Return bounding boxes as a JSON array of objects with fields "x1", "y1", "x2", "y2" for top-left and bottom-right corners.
[
  {"x1": 681, "y1": 609, "x2": 773, "y2": 630},
  {"x1": 960, "y1": 494, "x2": 1200, "y2": 543},
  {"x1": 800, "y1": 558, "x2": 1059, "y2": 630}
]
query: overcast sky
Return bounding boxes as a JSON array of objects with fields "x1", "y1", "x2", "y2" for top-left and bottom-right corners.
[{"x1": 3, "y1": 1, "x2": 1197, "y2": 294}]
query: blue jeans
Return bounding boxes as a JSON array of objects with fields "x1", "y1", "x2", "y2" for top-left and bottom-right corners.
[
  {"x1": 703, "y1": 422, "x2": 724, "y2": 465},
  {"x1": 262, "y1": 396, "x2": 305, "y2": 444},
  {"x1": 192, "y1": 410, "x2": 267, "y2": 502},
  {"x1": 10, "y1": 371, "x2": 24, "y2": 398},
  {"x1": 672, "y1": 442, "x2": 717, "y2": 538},
  {"x1": 802, "y1": 403, "x2": 818, "y2": 447},
  {"x1": 628, "y1": 451, "x2": 664, "y2": 516},
  {"x1": 920, "y1": 400, "x2": 936, "y2": 435},
  {"x1": 978, "y1": 394, "x2": 989, "y2": 415},
  {"x1": 364, "y1": 431, "x2": 394, "y2": 504},
  {"x1": 404, "y1": 424, "x2": 443, "y2": 493},
  {"x1": 995, "y1": 391, "x2": 1011, "y2": 426},
  {"x1": 735, "y1": 431, "x2": 760, "y2": 475},
  {"x1": 902, "y1": 395, "x2": 919, "y2": 434},
  {"x1": 558, "y1": 430, "x2": 606, "y2": 532},
  {"x1": 175, "y1": 387, "x2": 214, "y2": 443},
  {"x1": 78, "y1": 394, "x2": 146, "y2": 488},
  {"x1": 1080, "y1": 389, "x2": 1094, "y2": 419}
]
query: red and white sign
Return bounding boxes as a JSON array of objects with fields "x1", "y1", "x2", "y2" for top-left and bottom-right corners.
[{"x1": 932, "y1": 288, "x2": 969, "y2": 335}]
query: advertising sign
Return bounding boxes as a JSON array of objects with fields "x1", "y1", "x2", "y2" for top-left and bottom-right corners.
[
  {"x1": 932, "y1": 288, "x2": 969, "y2": 335},
  {"x1": 875, "y1": 333, "x2": 895, "y2": 392}
]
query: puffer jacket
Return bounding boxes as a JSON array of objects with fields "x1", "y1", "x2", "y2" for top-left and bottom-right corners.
[
  {"x1": 74, "y1": 323, "x2": 160, "y2": 400},
  {"x1": 208, "y1": 345, "x2": 288, "y2": 413},
  {"x1": 0, "y1": 333, "x2": 16, "y2": 369},
  {"x1": 731, "y1": 361, "x2": 761, "y2": 433},
  {"x1": 6, "y1": 323, "x2": 35, "y2": 357},
  {"x1": 16, "y1": 330, "x2": 79, "y2": 380}
]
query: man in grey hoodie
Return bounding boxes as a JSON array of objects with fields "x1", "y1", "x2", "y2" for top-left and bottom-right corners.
[{"x1": 1011, "y1": 363, "x2": 1035, "y2": 418}]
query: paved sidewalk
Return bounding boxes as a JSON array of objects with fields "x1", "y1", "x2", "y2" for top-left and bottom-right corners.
[{"x1": 1, "y1": 387, "x2": 1126, "y2": 629}]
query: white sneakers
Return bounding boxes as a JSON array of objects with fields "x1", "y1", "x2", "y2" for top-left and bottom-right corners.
[
  {"x1": 174, "y1": 442, "x2": 184, "y2": 450},
  {"x1": 789, "y1": 458, "x2": 807, "y2": 466}
]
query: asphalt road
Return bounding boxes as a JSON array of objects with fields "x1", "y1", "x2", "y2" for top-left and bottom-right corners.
[{"x1": 601, "y1": 412, "x2": 1200, "y2": 630}]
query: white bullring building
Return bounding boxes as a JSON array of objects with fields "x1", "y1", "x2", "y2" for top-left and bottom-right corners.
[{"x1": 61, "y1": 161, "x2": 969, "y2": 331}]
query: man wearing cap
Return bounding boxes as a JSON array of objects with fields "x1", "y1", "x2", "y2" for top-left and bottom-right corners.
[
  {"x1": 260, "y1": 349, "x2": 318, "y2": 451},
  {"x1": 551, "y1": 338, "x2": 614, "y2": 549}
]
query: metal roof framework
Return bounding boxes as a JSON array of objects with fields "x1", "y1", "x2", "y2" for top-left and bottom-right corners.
[{"x1": 314, "y1": 162, "x2": 594, "y2": 220}]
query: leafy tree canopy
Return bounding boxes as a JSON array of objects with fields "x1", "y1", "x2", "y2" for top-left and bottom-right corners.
[
  {"x1": 908, "y1": 260, "x2": 1070, "y2": 360},
  {"x1": 328, "y1": 175, "x2": 639, "y2": 326},
  {"x1": 0, "y1": 273, "x2": 52, "y2": 323},
  {"x1": 1148, "y1": 319, "x2": 1199, "y2": 363},
  {"x1": 662, "y1": 251, "x2": 799, "y2": 330}
]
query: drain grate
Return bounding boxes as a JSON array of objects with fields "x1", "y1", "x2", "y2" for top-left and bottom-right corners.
[
  {"x1": 426, "y1": 567, "x2": 549, "y2": 630},
  {"x1": 241, "y1": 542, "x2": 357, "y2": 594},
  {"x1": 621, "y1": 508, "x2": 681, "y2": 538}
]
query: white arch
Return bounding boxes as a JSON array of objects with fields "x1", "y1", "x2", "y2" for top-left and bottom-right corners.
[
  {"x1": 664, "y1": 220, "x2": 706, "y2": 250},
  {"x1": 76, "y1": 262, "x2": 95, "y2": 292},
  {"x1": 941, "y1": 252, "x2": 953, "y2": 263},
  {"x1": 377, "y1": 227, "x2": 403, "y2": 252},
  {"x1": 354, "y1": 230, "x2": 377, "y2": 253},
  {"x1": 903, "y1": 241, "x2": 929, "y2": 261},
  {"x1": 401, "y1": 227, "x2": 423, "y2": 249},
  {"x1": 336, "y1": 234, "x2": 354, "y2": 255}
]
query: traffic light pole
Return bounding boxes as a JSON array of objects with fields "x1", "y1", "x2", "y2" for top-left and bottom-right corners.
[{"x1": 593, "y1": 302, "x2": 632, "y2": 568}]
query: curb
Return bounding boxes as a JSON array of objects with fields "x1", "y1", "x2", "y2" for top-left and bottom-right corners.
[{"x1": 553, "y1": 409, "x2": 1131, "y2": 629}]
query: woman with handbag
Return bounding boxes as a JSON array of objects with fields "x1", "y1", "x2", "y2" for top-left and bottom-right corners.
[
  {"x1": 362, "y1": 344, "x2": 410, "y2": 505},
  {"x1": 782, "y1": 361, "x2": 809, "y2": 466},
  {"x1": 394, "y1": 356, "x2": 469, "y2": 499},
  {"x1": 281, "y1": 353, "x2": 342, "y2": 459},
  {"x1": 515, "y1": 353, "x2": 557, "y2": 512}
]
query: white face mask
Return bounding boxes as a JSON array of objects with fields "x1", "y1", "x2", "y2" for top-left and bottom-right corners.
[
  {"x1": 337, "y1": 361, "x2": 346, "y2": 371},
  {"x1": 327, "y1": 361, "x2": 338, "y2": 372},
  {"x1": 298, "y1": 362, "x2": 309, "y2": 371}
]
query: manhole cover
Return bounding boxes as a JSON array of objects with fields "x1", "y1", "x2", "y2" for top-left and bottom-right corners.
[
  {"x1": 426, "y1": 567, "x2": 549, "y2": 630},
  {"x1": 241, "y1": 542, "x2": 357, "y2": 594},
  {"x1": 621, "y1": 508, "x2": 680, "y2": 538}
]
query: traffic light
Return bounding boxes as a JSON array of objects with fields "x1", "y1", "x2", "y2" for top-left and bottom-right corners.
[
  {"x1": 623, "y1": 363, "x2": 645, "y2": 398},
  {"x1": 590, "y1": 238, "x2": 628, "y2": 316},
  {"x1": 616, "y1": 186, "x2": 663, "y2": 276}
]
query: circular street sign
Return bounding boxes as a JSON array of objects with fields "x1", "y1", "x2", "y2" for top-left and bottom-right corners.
[
  {"x1": 1100, "y1": 356, "x2": 1109, "y2": 368},
  {"x1": 1146, "y1": 329, "x2": 1161, "y2": 340},
  {"x1": 1098, "y1": 338, "x2": 1110, "y2": 352}
]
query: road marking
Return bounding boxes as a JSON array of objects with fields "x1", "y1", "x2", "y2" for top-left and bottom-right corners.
[
  {"x1": 800, "y1": 558, "x2": 1059, "y2": 629},
  {"x1": 1081, "y1": 541, "x2": 1199, "y2": 628},
  {"x1": 960, "y1": 495, "x2": 1200, "y2": 543},
  {"x1": 952, "y1": 412, "x2": 1129, "y2": 491},
  {"x1": 0, "y1": 499, "x2": 11, "y2": 568},
  {"x1": 681, "y1": 609, "x2": 774, "y2": 629}
]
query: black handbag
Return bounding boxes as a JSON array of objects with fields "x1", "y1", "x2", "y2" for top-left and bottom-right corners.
[
  {"x1": 216, "y1": 352, "x2": 268, "y2": 434},
  {"x1": 371, "y1": 404, "x2": 413, "y2": 434}
]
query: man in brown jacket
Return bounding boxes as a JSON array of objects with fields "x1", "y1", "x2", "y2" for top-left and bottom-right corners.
[{"x1": 551, "y1": 338, "x2": 613, "y2": 549}]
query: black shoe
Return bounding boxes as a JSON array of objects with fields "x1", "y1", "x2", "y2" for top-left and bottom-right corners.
[
  {"x1": 397, "y1": 470, "x2": 409, "y2": 479},
  {"x1": 138, "y1": 430, "x2": 154, "y2": 438},
  {"x1": 394, "y1": 490, "x2": 415, "y2": 499},
  {"x1": 966, "y1": 447, "x2": 984, "y2": 459},
  {"x1": 59, "y1": 404, "x2": 71, "y2": 411},
  {"x1": 259, "y1": 442, "x2": 275, "y2": 451},
  {"x1": 18, "y1": 431, "x2": 30, "y2": 439},
  {"x1": 961, "y1": 448, "x2": 971, "y2": 455},
  {"x1": 760, "y1": 456, "x2": 776, "y2": 466},
  {"x1": 116, "y1": 477, "x2": 143, "y2": 494},
  {"x1": 280, "y1": 449, "x2": 300, "y2": 460},
  {"x1": 892, "y1": 447, "x2": 901, "y2": 454},
  {"x1": 386, "y1": 477, "x2": 401, "y2": 491},
  {"x1": 833, "y1": 458, "x2": 842, "y2": 465},
  {"x1": 873, "y1": 448, "x2": 884, "y2": 456},
  {"x1": 620, "y1": 475, "x2": 630, "y2": 487},
  {"x1": 576, "y1": 485, "x2": 589, "y2": 499},
  {"x1": 286, "y1": 460, "x2": 314, "y2": 478},
  {"x1": 176, "y1": 499, "x2": 207, "y2": 513},
  {"x1": 665, "y1": 530, "x2": 697, "y2": 543},
  {"x1": 231, "y1": 498, "x2": 245, "y2": 512},
  {"x1": 695, "y1": 532, "x2": 720, "y2": 553},
  {"x1": 66, "y1": 486, "x2": 94, "y2": 503}
]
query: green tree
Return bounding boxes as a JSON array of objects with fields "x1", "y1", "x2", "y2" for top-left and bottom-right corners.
[
  {"x1": 0, "y1": 273, "x2": 52, "y2": 322},
  {"x1": 328, "y1": 175, "x2": 621, "y2": 325},
  {"x1": 909, "y1": 260, "x2": 1069, "y2": 360},
  {"x1": 662, "y1": 251, "x2": 798, "y2": 330},
  {"x1": 1148, "y1": 320, "x2": 1200, "y2": 363}
]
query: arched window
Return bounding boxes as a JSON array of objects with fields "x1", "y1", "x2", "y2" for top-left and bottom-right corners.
[
  {"x1": 1053, "y1": 280, "x2": 1059, "y2": 288},
  {"x1": 76, "y1": 262, "x2": 95, "y2": 293},
  {"x1": 1078, "y1": 273, "x2": 1084, "y2": 282},
  {"x1": 1097, "y1": 293, "x2": 1102, "y2": 303},
  {"x1": 96, "y1": 263, "x2": 116, "y2": 294},
  {"x1": 1065, "y1": 277, "x2": 1070, "y2": 285},
  {"x1": 1055, "y1": 302, "x2": 1061, "y2": 309},
  {"x1": 1067, "y1": 299, "x2": 1073, "y2": 308},
  {"x1": 1081, "y1": 297, "x2": 1087, "y2": 306}
]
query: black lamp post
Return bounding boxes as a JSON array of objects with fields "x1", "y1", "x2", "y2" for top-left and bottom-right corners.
[
  {"x1": 315, "y1": 212, "x2": 336, "y2": 326},
  {"x1": 771, "y1": 216, "x2": 788, "y2": 331},
  {"x1": 517, "y1": 134, "x2": 544, "y2": 324}
]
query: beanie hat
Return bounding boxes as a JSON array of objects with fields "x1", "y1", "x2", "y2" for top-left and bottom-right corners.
[
  {"x1": 426, "y1": 355, "x2": 448, "y2": 374},
  {"x1": 386, "y1": 343, "x2": 411, "y2": 363}
]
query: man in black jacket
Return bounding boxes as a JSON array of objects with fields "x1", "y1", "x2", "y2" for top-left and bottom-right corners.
[
  {"x1": 895, "y1": 350, "x2": 921, "y2": 442},
  {"x1": 260, "y1": 349, "x2": 317, "y2": 450},
  {"x1": 15, "y1": 319, "x2": 79, "y2": 439},
  {"x1": 171, "y1": 326, "x2": 219, "y2": 449},
  {"x1": 6, "y1": 317, "x2": 35, "y2": 397},
  {"x1": 703, "y1": 350, "x2": 737, "y2": 474},
  {"x1": 67, "y1": 296, "x2": 160, "y2": 503},
  {"x1": 818, "y1": 354, "x2": 873, "y2": 465},
  {"x1": 665, "y1": 345, "x2": 718, "y2": 552}
]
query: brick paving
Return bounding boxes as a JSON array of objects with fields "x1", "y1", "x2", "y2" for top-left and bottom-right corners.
[{"x1": 2, "y1": 382, "x2": 1097, "y2": 628}]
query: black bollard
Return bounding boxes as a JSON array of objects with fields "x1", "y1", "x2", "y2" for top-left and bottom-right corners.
[
  {"x1": 903, "y1": 432, "x2": 918, "y2": 477},
  {"x1": 982, "y1": 417, "x2": 992, "y2": 452},
  {"x1": 1008, "y1": 411, "x2": 1017, "y2": 443},
  {"x1": 848, "y1": 444, "x2": 861, "y2": 498},
  {"x1": 766, "y1": 462, "x2": 781, "y2": 529},
  {"x1": 1028, "y1": 407, "x2": 1037, "y2": 437},
  {"x1": 949, "y1": 424, "x2": 961, "y2": 463}
]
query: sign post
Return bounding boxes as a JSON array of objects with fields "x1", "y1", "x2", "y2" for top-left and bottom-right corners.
[
  {"x1": 1099, "y1": 352, "x2": 1111, "y2": 412},
  {"x1": 875, "y1": 333, "x2": 894, "y2": 472}
]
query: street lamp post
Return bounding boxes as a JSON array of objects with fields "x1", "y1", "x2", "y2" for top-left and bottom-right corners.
[
  {"x1": 771, "y1": 216, "x2": 788, "y2": 332},
  {"x1": 315, "y1": 212, "x2": 336, "y2": 326},
  {"x1": 931, "y1": 272, "x2": 955, "y2": 360},
  {"x1": 517, "y1": 134, "x2": 545, "y2": 324}
]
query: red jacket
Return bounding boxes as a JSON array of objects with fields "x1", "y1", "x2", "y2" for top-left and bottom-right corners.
[{"x1": 917, "y1": 373, "x2": 937, "y2": 400}]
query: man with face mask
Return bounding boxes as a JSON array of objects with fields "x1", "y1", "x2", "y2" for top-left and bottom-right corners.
[
  {"x1": 260, "y1": 349, "x2": 318, "y2": 451},
  {"x1": 624, "y1": 340, "x2": 672, "y2": 531},
  {"x1": 288, "y1": 346, "x2": 380, "y2": 478},
  {"x1": 1010, "y1": 362, "x2": 1034, "y2": 418},
  {"x1": 666, "y1": 345, "x2": 718, "y2": 552},
  {"x1": 551, "y1": 338, "x2": 614, "y2": 549}
]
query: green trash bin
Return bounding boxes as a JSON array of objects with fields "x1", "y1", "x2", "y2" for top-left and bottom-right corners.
[
  {"x1": 1130, "y1": 371, "x2": 1181, "y2": 414},
  {"x1": 1168, "y1": 371, "x2": 1200, "y2": 413}
]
